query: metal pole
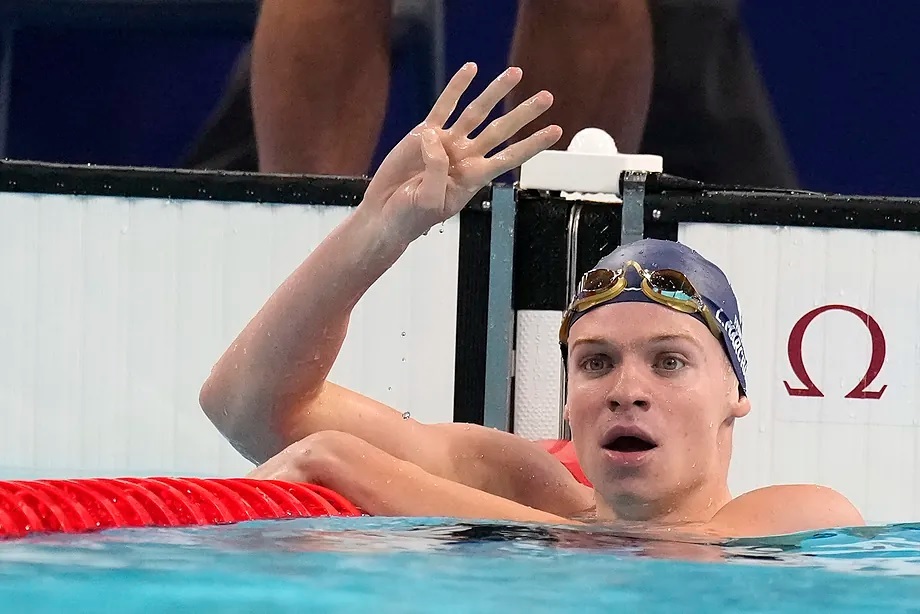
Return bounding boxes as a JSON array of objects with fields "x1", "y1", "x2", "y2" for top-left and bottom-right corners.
[
  {"x1": 482, "y1": 185, "x2": 517, "y2": 431},
  {"x1": 558, "y1": 201, "x2": 585, "y2": 440}
]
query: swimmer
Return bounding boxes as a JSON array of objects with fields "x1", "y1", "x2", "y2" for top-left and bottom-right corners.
[{"x1": 200, "y1": 63, "x2": 864, "y2": 537}]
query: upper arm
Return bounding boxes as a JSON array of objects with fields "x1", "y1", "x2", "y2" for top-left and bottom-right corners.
[{"x1": 707, "y1": 485, "x2": 866, "y2": 538}]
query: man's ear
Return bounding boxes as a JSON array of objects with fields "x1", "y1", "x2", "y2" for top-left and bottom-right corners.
[{"x1": 731, "y1": 389, "x2": 751, "y2": 420}]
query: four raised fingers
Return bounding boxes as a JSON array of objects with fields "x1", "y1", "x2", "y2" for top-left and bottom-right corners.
[
  {"x1": 425, "y1": 63, "x2": 562, "y2": 185},
  {"x1": 448, "y1": 67, "x2": 523, "y2": 139}
]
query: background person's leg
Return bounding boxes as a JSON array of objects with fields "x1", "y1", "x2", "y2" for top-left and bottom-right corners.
[
  {"x1": 640, "y1": 0, "x2": 798, "y2": 188},
  {"x1": 251, "y1": 0, "x2": 393, "y2": 175},
  {"x1": 506, "y1": 0, "x2": 654, "y2": 154}
]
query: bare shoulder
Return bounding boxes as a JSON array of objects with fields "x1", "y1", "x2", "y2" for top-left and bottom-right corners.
[
  {"x1": 428, "y1": 423, "x2": 595, "y2": 518},
  {"x1": 707, "y1": 484, "x2": 866, "y2": 538}
]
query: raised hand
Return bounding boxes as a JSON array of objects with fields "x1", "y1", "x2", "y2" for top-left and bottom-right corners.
[{"x1": 361, "y1": 62, "x2": 562, "y2": 243}]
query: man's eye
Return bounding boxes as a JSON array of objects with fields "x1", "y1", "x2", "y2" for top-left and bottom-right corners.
[
  {"x1": 658, "y1": 356, "x2": 686, "y2": 371},
  {"x1": 582, "y1": 357, "x2": 610, "y2": 372}
]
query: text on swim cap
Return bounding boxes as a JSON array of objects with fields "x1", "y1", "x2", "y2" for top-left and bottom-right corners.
[{"x1": 715, "y1": 308, "x2": 748, "y2": 376}]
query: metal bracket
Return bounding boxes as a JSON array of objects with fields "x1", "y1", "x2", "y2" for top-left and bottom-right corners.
[{"x1": 620, "y1": 170, "x2": 648, "y2": 246}]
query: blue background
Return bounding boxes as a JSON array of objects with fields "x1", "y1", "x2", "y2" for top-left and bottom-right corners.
[{"x1": 7, "y1": 1, "x2": 920, "y2": 196}]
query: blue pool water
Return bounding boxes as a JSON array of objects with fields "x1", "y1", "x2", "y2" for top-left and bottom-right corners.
[{"x1": 2, "y1": 517, "x2": 920, "y2": 613}]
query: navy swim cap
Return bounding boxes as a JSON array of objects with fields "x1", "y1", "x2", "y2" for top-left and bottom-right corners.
[{"x1": 565, "y1": 238, "x2": 748, "y2": 393}]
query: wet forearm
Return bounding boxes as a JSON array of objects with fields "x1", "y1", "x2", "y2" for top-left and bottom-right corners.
[
  {"x1": 200, "y1": 207, "x2": 408, "y2": 461},
  {"x1": 319, "y1": 435, "x2": 576, "y2": 524}
]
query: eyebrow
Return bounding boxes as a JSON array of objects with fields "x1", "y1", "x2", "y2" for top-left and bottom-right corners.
[
  {"x1": 569, "y1": 333, "x2": 705, "y2": 353},
  {"x1": 647, "y1": 333, "x2": 706, "y2": 353}
]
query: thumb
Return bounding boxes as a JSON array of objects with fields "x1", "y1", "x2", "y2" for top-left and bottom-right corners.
[
  {"x1": 420, "y1": 127, "x2": 449, "y2": 173},
  {"x1": 416, "y1": 129, "x2": 449, "y2": 207}
]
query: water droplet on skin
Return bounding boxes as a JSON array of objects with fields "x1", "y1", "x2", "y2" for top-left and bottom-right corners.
[{"x1": 402, "y1": 411, "x2": 411, "y2": 420}]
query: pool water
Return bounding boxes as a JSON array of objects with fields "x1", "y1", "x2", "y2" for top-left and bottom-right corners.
[{"x1": 1, "y1": 517, "x2": 920, "y2": 613}]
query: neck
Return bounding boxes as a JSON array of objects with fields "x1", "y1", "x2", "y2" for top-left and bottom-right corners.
[{"x1": 593, "y1": 478, "x2": 734, "y2": 525}]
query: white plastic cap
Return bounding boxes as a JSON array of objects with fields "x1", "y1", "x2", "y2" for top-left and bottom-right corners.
[{"x1": 518, "y1": 128, "x2": 663, "y2": 197}]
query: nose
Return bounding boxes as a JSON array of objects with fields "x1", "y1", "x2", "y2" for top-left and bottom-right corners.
[{"x1": 604, "y1": 358, "x2": 652, "y2": 412}]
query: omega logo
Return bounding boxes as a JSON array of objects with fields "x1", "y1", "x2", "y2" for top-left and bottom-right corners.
[{"x1": 784, "y1": 304, "x2": 887, "y2": 400}]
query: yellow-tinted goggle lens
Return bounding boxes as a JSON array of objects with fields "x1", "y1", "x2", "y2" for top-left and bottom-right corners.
[{"x1": 560, "y1": 263, "x2": 719, "y2": 344}]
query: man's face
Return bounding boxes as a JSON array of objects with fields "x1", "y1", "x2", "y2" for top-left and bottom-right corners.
[{"x1": 564, "y1": 301, "x2": 750, "y2": 521}]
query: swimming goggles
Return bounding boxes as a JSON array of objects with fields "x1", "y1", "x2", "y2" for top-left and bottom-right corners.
[{"x1": 558, "y1": 260, "x2": 723, "y2": 344}]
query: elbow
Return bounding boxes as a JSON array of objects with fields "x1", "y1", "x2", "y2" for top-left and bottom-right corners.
[
  {"x1": 198, "y1": 371, "x2": 298, "y2": 466},
  {"x1": 198, "y1": 373, "x2": 253, "y2": 456},
  {"x1": 198, "y1": 374, "x2": 230, "y2": 431}
]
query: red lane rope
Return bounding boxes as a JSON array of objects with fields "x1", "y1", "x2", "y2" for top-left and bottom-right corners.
[
  {"x1": 0, "y1": 440, "x2": 584, "y2": 539},
  {"x1": 0, "y1": 477, "x2": 361, "y2": 539}
]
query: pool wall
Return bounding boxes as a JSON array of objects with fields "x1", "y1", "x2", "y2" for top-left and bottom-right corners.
[{"x1": 2, "y1": 157, "x2": 920, "y2": 526}]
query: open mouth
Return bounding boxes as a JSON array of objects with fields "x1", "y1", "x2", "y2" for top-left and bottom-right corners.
[{"x1": 604, "y1": 436, "x2": 657, "y2": 453}]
